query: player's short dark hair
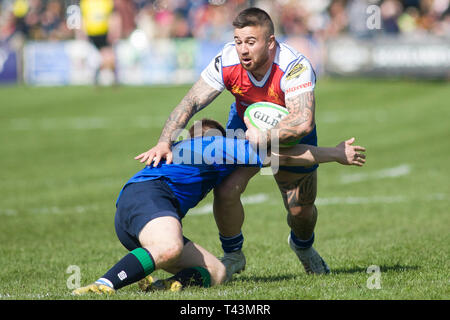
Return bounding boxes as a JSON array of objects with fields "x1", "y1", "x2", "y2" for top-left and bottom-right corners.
[
  {"x1": 188, "y1": 118, "x2": 226, "y2": 138},
  {"x1": 232, "y1": 7, "x2": 274, "y2": 36}
]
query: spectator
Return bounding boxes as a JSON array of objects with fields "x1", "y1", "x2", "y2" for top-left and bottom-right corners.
[
  {"x1": 24, "y1": 0, "x2": 44, "y2": 40},
  {"x1": 381, "y1": 0, "x2": 403, "y2": 33},
  {"x1": 41, "y1": 0, "x2": 72, "y2": 40},
  {"x1": 347, "y1": 0, "x2": 375, "y2": 38},
  {"x1": 80, "y1": 0, "x2": 116, "y2": 84},
  {"x1": 398, "y1": 6, "x2": 421, "y2": 33},
  {"x1": 113, "y1": 0, "x2": 137, "y2": 39},
  {"x1": 12, "y1": 0, "x2": 29, "y2": 36},
  {"x1": 1, "y1": 0, "x2": 449, "y2": 45}
]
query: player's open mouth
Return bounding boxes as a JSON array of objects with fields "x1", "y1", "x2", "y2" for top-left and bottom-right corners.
[{"x1": 242, "y1": 58, "x2": 252, "y2": 65}]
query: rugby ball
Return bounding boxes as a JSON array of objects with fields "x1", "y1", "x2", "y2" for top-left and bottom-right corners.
[{"x1": 244, "y1": 101, "x2": 298, "y2": 146}]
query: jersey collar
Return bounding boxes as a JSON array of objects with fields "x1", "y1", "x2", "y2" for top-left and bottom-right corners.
[{"x1": 246, "y1": 43, "x2": 280, "y2": 88}]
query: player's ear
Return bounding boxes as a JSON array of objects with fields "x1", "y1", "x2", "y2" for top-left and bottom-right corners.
[{"x1": 267, "y1": 34, "x2": 275, "y2": 49}]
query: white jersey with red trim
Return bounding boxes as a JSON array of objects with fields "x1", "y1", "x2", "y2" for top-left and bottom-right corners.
[{"x1": 201, "y1": 41, "x2": 316, "y2": 120}]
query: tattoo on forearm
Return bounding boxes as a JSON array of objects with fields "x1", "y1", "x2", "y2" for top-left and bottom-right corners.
[
  {"x1": 158, "y1": 79, "x2": 221, "y2": 144},
  {"x1": 159, "y1": 100, "x2": 195, "y2": 144},
  {"x1": 277, "y1": 91, "x2": 315, "y2": 143}
]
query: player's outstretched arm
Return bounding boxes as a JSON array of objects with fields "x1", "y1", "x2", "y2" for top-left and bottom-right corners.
[
  {"x1": 135, "y1": 78, "x2": 221, "y2": 166},
  {"x1": 273, "y1": 138, "x2": 366, "y2": 167}
]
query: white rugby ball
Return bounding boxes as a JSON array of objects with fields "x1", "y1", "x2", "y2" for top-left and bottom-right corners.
[
  {"x1": 244, "y1": 101, "x2": 298, "y2": 147},
  {"x1": 244, "y1": 101, "x2": 288, "y2": 131}
]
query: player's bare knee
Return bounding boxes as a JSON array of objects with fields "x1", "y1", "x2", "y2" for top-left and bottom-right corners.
[
  {"x1": 164, "y1": 240, "x2": 184, "y2": 263},
  {"x1": 144, "y1": 239, "x2": 183, "y2": 266}
]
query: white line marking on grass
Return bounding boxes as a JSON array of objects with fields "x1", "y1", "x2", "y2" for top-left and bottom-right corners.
[
  {"x1": 190, "y1": 193, "x2": 270, "y2": 215},
  {"x1": 8, "y1": 117, "x2": 108, "y2": 130},
  {"x1": 30, "y1": 204, "x2": 100, "y2": 215},
  {"x1": 316, "y1": 192, "x2": 448, "y2": 206},
  {"x1": 6, "y1": 116, "x2": 168, "y2": 131},
  {"x1": 318, "y1": 112, "x2": 341, "y2": 123},
  {"x1": 241, "y1": 193, "x2": 270, "y2": 204},
  {"x1": 0, "y1": 204, "x2": 101, "y2": 216},
  {"x1": 1, "y1": 193, "x2": 446, "y2": 216},
  {"x1": 189, "y1": 204, "x2": 213, "y2": 215},
  {"x1": 0, "y1": 209, "x2": 17, "y2": 216},
  {"x1": 315, "y1": 195, "x2": 407, "y2": 206},
  {"x1": 340, "y1": 164, "x2": 411, "y2": 184},
  {"x1": 188, "y1": 192, "x2": 447, "y2": 216}
]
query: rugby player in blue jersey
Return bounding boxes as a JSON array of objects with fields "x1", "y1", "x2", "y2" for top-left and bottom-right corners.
[{"x1": 73, "y1": 119, "x2": 365, "y2": 295}]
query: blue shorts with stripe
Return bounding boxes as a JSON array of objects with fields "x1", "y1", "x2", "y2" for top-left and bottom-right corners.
[{"x1": 226, "y1": 102, "x2": 318, "y2": 174}]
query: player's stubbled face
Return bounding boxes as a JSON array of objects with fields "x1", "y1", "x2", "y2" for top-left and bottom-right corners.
[{"x1": 234, "y1": 26, "x2": 271, "y2": 73}]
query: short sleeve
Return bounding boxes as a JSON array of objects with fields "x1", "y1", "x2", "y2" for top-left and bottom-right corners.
[
  {"x1": 281, "y1": 56, "x2": 316, "y2": 99},
  {"x1": 197, "y1": 137, "x2": 266, "y2": 166},
  {"x1": 172, "y1": 137, "x2": 266, "y2": 167},
  {"x1": 222, "y1": 138, "x2": 266, "y2": 167},
  {"x1": 200, "y1": 54, "x2": 225, "y2": 92}
]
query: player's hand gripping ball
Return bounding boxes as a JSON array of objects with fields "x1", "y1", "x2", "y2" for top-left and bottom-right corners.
[{"x1": 244, "y1": 101, "x2": 300, "y2": 147}]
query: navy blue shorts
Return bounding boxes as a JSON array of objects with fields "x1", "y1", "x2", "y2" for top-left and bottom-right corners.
[
  {"x1": 114, "y1": 179, "x2": 183, "y2": 251},
  {"x1": 226, "y1": 102, "x2": 318, "y2": 174}
]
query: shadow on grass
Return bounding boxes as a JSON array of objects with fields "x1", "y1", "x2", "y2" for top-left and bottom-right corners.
[
  {"x1": 331, "y1": 263, "x2": 420, "y2": 274},
  {"x1": 233, "y1": 263, "x2": 420, "y2": 283}
]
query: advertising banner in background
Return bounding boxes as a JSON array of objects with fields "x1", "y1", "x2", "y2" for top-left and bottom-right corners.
[
  {"x1": 114, "y1": 36, "x2": 322, "y2": 86},
  {"x1": 0, "y1": 44, "x2": 18, "y2": 84},
  {"x1": 24, "y1": 40, "x2": 99, "y2": 86},
  {"x1": 115, "y1": 37, "x2": 223, "y2": 85},
  {"x1": 116, "y1": 38, "x2": 177, "y2": 85},
  {"x1": 325, "y1": 36, "x2": 450, "y2": 79},
  {"x1": 11, "y1": 35, "x2": 450, "y2": 87}
]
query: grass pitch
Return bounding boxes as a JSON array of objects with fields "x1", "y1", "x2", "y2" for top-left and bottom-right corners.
[{"x1": 0, "y1": 78, "x2": 448, "y2": 300}]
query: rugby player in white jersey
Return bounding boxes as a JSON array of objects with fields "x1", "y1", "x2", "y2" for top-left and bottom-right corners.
[{"x1": 136, "y1": 8, "x2": 365, "y2": 281}]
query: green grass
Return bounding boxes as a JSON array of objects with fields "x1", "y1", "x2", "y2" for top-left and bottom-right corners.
[{"x1": 0, "y1": 78, "x2": 449, "y2": 300}]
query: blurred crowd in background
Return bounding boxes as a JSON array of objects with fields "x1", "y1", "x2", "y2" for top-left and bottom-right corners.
[{"x1": 0, "y1": 0, "x2": 449, "y2": 46}]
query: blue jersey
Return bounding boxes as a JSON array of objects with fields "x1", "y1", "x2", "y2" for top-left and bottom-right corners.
[{"x1": 117, "y1": 136, "x2": 265, "y2": 217}]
